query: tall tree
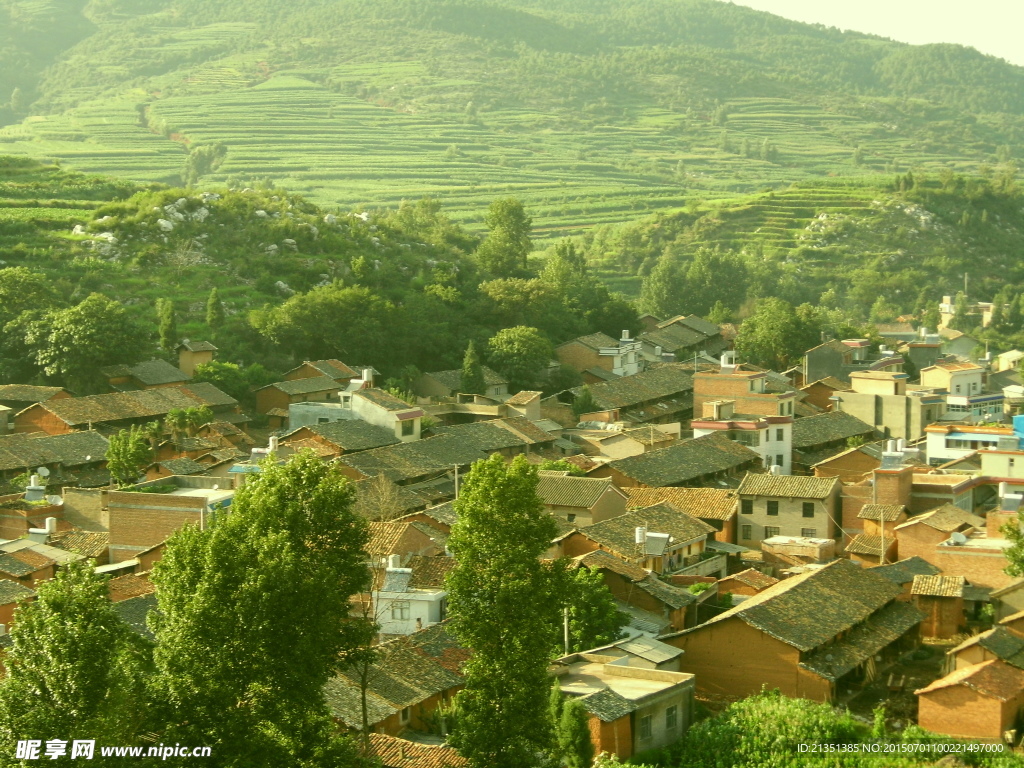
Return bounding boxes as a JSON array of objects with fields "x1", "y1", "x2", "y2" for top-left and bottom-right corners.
[
  {"x1": 989, "y1": 291, "x2": 1008, "y2": 332},
  {"x1": 1008, "y1": 294, "x2": 1024, "y2": 333},
  {"x1": 157, "y1": 298, "x2": 178, "y2": 353},
  {"x1": 106, "y1": 425, "x2": 153, "y2": 486},
  {"x1": 0, "y1": 561, "x2": 150, "y2": 754},
  {"x1": 0, "y1": 266, "x2": 62, "y2": 329},
  {"x1": 206, "y1": 287, "x2": 225, "y2": 329},
  {"x1": 476, "y1": 198, "x2": 532, "y2": 278},
  {"x1": 557, "y1": 698, "x2": 595, "y2": 768},
  {"x1": 461, "y1": 340, "x2": 486, "y2": 395},
  {"x1": 164, "y1": 408, "x2": 189, "y2": 441},
  {"x1": 558, "y1": 566, "x2": 628, "y2": 654},
  {"x1": 150, "y1": 451, "x2": 373, "y2": 767},
  {"x1": 487, "y1": 326, "x2": 553, "y2": 392},
  {"x1": 947, "y1": 291, "x2": 972, "y2": 332},
  {"x1": 639, "y1": 252, "x2": 684, "y2": 318},
  {"x1": 445, "y1": 454, "x2": 558, "y2": 768},
  {"x1": 27, "y1": 293, "x2": 147, "y2": 394}
]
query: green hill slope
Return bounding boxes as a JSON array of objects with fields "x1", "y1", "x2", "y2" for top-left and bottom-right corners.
[{"x1": 0, "y1": 0, "x2": 1022, "y2": 238}]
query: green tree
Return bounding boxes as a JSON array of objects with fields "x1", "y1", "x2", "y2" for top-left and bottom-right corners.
[
  {"x1": 476, "y1": 198, "x2": 532, "y2": 278},
  {"x1": 206, "y1": 287, "x2": 225, "y2": 329},
  {"x1": 921, "y1": 305, "x2": 941, "y2": 332},
  {"x1": 946, "y1": 291, "x2": 973, "y2": 331},
  {"x1": 164, "y1": 407, "x2": 189, "y2": 440},
  {"x1": 558, "y1": 566, "x2": 628, "y2": 654},
  {"x1": 639, "y1": 252, "x2": 684, "y2": 317},
  {"x1": 192, "y1": 361, "x2": 250, "y2": 403},
  {"x1": 0, "y1": 561, "x2": 150, "y2": 756},
  {"x1": 0, "y1": 266, "x2": 62, "y2": 329},
  {"x1": 571, "y1": 384, "x2": 598, "y2": 419},
  {"x1": 487, "y1": 326, "x2": 553, "y2": 392},
  {"x1": 150, "y1": 451, "x2": 373, "y2": 767},
  {"x1": 27, "y1": 293, "x2": 147, "y2": 393},
  {"x1": 183, "y1": 405, "x2": 214, "y2": 436},
  {"x1": 707, "y1": 300, "x2": 732, "y2": 325},
  {"x1": 537, "y1": 459, "x2": 585, "y2": 476},
  {"x1": 106, "y1": 425, "x2": 153, "y2": 486},
  {"x1": 461, "y1": 340, "x2": 486, "y2": 395},
  {"x1": 1008, "y1": 294, "x2": 1024, "y2": 333},
  {"x1": 9, "y1": 87, "x2": 25, "y2": 114},
  {"x1": 445, "y1": 454, "x2": 558, "y2": 768},
  {"x1": 558, "y1": 698, "x2": 595, "y2": 768},
  {"x1": 157, "y1": 298, "x2": 178, "y2": 353},
  {"x1": 735, "y1": 297, "x2": 802, "y2": 370}
]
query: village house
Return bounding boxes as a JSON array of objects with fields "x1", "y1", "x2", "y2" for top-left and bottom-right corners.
[
  {"x1": 591, "y1": 432, "x2": 760, "y2": 490},
  {"x1": 638, "y1": 315, "x2": 726, "y2": 362},
  {"x1": 551, "y1": 363, "x2": 695, "y2": 428},
  {"x1": 101, "y1": 359, "x2": 191, "y2": 392},
  {"x1": 279, "y1": 420, "x2": 400, "y2": 460},
  {"x1": 571, "y1": 549, "x2": 696, "y2": 634},
  {"x1": 948, "y1": 616, "x2": 1024, "y2": 671},
  {"x1": 926, "y1": 422, "x2": 1021, "y2": 466},
  {"x1": 366, "y1": 734, "x2": 466, "y2": 768},
  {"x1": 916, "y1": 659, "x2": 1024, "y2": 741},
  {"x1": 555, "y1": 331, "x2": 644, "y2": 382},
  {"x1": 845, "y1": 504, "x2": 906, "y2": 565},
  {"x1": 919, "y1": 361, "x2": 1003, "y2": 421},
  {"x1": 0, "y1": 580, "x2": 34, "y2": 629},
  {"x1": 336, "y1": 434, "x2": 488, "y2": 488},
  {"x1": 414, "y1": 366, "x2": 509, "y2": 400},
  {"x1": 0, "y1": 430, "x2": 109, "y2": 488},
  {"x1": 791, "y1": 410, "x2": 876, "y2": 474},
  {"x1": 800, "y1": 376, "x2": 850, "y2": 413},
  {"x1": 282, "y1": 358, "x2": 358, "y2": 385},
  {"x1": 812, "y1": 441, "x2": 914, "y2": 484},
  {"x1": 801, "y1": 338, "x2": 904, "y2": 386},
  {"x1": 693, "y1": 363, "x2": 799, "y2": 420},
  {"x1": 870, "y1": 557, "x2": 942, "y2": 601},
  {"x1": 0, "y1": 385, "x2": 72, "y2": 419},
  {"x1": 716, "y1": 568, "x2": 779, "y2": 599},
  {"x1": 662, "y1": 558, "x2": 924, "y2": 702},
  {"x1": 13, "y1": 383, "x2": 242, "y2": 436},
  {"x1": 829, "y1": 371, "x2": 945, "y2": 441},
  {"x1": 0, "y1": 538, "x2": 84, "y2": 589},
  {"x1": 992, "y1": 580, "x2": 1024, "y2": 621},
  {"x1": 175, "y1": 340, "x2": 217, "y2": 378},
  {"x1": 735, "y1": 473, "x2": 841, "y2": 548},
  {"x1": 255, "y1": 377, "x2": 342, "y2": 427},
  {"x1": 623, "y1": 487, "x2": 738, "y2": 544},
  {"x1": 432, "y1": 417, "x2": 555, "y2": 458},
  {"x1": 564, "y1": 503, "x2": 719, "y2": 577},
  {"x1": 371, "y1": 554, "x2": 454, "y2": 636},
  {"x1": 570, "y1": 426, "x2": 677, "y2": 461},
  {"x1": 367, "y1": 520, "x2": 447, "y2": 567},
  {"x1": 691, "y1": 398, "x2": 793, "y2": 474},
  {"x1": 553, "y1": 640, "x2": 696, "y2": 760},
  {"x1": 536, "y1": 471, "x2": 628, "y2": 526},
  {"x1": 911, "y1": 574, "x2": 966, "y2": 639}
]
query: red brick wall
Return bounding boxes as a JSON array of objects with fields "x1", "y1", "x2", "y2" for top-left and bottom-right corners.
[
  {"x1": 255, "y1": 387, "x2": 291, "y2": 415},
  {"x1": 596, "y1": 716, "x2": 632, "y2": 760},
  {"x1": 929, "y1": 548, "x2": 1015, "y2": 590},
  {"x1": 918, "y1": 596, "x2": 964, "y2": 638},
  {"x1": 917, "y1": 685, "x2": 1023, "y2": 740},
  {"x1": 895, "y1": 525, "x2": 949, "y2": 564},
  {"x1": 13, "y1": 406, "x2": 71, "y2": 435},
  {"x1": 814, "y1": 451, "x2": 879, "y2": 483},
  {"x1": 874, "y1": 467, "x2": 914, "y2": 507},
  {"x1": 556, "y1": 343, "x2": 604, "y2": 374},
  {"x1": 108, "y1": 493, "x2": 203, "y2": 560}
]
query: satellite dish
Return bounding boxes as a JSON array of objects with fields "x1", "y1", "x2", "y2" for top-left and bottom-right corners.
[
  {"x1": 36, "y1": 467, "x2": 50, "y2": 478},
  {"x1": 950, "y1": 531, "x2": 968, "y2": 545},
  {"x1": 212, "y1": 484, "x2": 220, "y2": 491},
  {"x1": 85, "y1": 455, "x2": 92, "y2": 462},
  {"x1": 45, "y1": 496, "x2": 63, "y2": 506}
]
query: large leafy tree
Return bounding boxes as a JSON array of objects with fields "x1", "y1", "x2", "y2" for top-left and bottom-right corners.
[
  {"x1": 487, "y1": 325, "x2": 553, "y2": 392},
  {"x1": 557, "y1": 565, "x2": 628, "y2": 654},
  {"x1": 106, "y1": 425, "x2": 153, "y2": 486},
  {"x1": 0, "y1": 561, "x2": 151, "y2": 753},
  {"x1": 26, "y1": 293, "x2": 148, "y2": 393},
  {"x1": 476, "y1": 198, "x2": 532, "y2": 278},
  {"x1": 149, "y1": 451, "x2": 374, "y2": 767},
  {"x1": 0, "y1": 266, "x2": 62, "y2": 329},
  {"x1": 445, "y1": 454, "x2": 559, "y2": 768},
  {"x1": 735, "y1": 297, "x2": 807, "y2": 370},
  {"x1": 557, "y1": 697, "x2": 594, "y2": 768}
]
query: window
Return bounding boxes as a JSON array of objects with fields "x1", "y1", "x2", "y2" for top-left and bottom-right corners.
[
  {"x1": 639, "y1": 715, "x2": 653, "y2": 740},
  {"x1": 401, "y1": 419, "x2": 415, "y2": 436},
  {"x1": 801, "y1": 528, "x2": 817, "y2": 537},
  {"x1": 955, "y1": 384, "x2": 962, "y2": 394},
  {"x1": 741, "y1": 524, "x2": 753, "y2": 540},
  {"x1": 765, "y1": 526, "x2": 780, "y2": 538},
  {"x1": 400, "y1": 707, "x2": 411, "y2": 724},
  {"x1": 788, "y1": 401, "x2": 793, "y2": 415},
  {"x1": 776, "y1": 429, "x2": 784, "y2": 442},
  {"x1": 776, "y1": 454, "x2": 784, "y2": 468},
  {"x1": 1011, "y1": 458, "x2": 1017, "y2": 470},
  {"x1": 764, "y1": 429, "x2": 771, "y2": 442},
  {"x1": 391, "y1": 601, "x2": 411, "y2": 621},
  {"x1": 665, "y1": 705, "x2": 678, "y2": 731},
  {"x1": 802, "y1": 502, "x2": 815, "y2": 518},
  {"x1": 766, "y1": 500, "x2": 779, "y2": 516},
  {"x1": 317, "y1": 417, "x2": 330, "y2": 424},
  {"x1": 741, "y1": 499, "x2": 754, "y2": 515},
  {"x1": 567, "y1": 513, "x2": 576, "y2": 523}
]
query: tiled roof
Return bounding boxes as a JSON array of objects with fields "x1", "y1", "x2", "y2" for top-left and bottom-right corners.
[
  {"x1": 302, "y1": 359, "x2": 358, "y2": 380},
  {"x1": 0, "y1": 580, "x2": 34, "y2": 605},
  {"x1": 0, "y1": 552, "x2": 43, "y2": 577},
  {"x1": 895, "y1": 504, "x2": 985, "y2": 533},
  {"x1": 951, "y1": 627, "x2": 1024, "y2": 668},
  {"x1": 108, "y1": 573, "x2": 156, "y2": 601},
  {"x1": 624, "y1": 487, "x2": 737, "y2": 521},
  {"x1": 112, "y1": 593, "x2": 158, "y2": 641},
  {"x1": 845, "y1": 534, "x2": 896, "y2": 556},
  {"x1": 579, "y1": 687, "x2": 637, "y2": 722},
  {"x1": 177, "y1": 340, "x2": 217, "y2": 352},
  {"x1": 791, "y1": 411, "x2": 874, "y2": 449},
  {"x1": 36, "y1": 384, "x2": 236, "y2": 426},
  {"x1": 537, "y1": 472, "x2": 619, "y2": 508},
  {"x1": 434, "y1": 418, "x2": 552, "y2": 452},
  {"x1": 737, "y1": 474, "x2": 839, "y2": 500},
  {"x1": 857, "y1": 504, "x2": 906, "y2": 522},
  {"x1": 47, "y1": 530, "x2": 109, "y2": 559},
  {"x1": 339, "y1": 434, "x2": 487, "y2": 483},
  {"x1": 640, "y1": 323, "x2": 706, "y2": 352},
  {"x1": 300, "y1": 420, "x2": 400, "y2": 452},
  {"x1": 367, "y1": 734, "x2": 467, "y2": 768},
  {"x1": 608, "y1": 433, "x2": 758, "y2": 487},
  {"x1": 357, "y1": 388, "x2": 416, "y2": 412},
  {"x1": 559, "y1": 332, "x2": 619, "y2": 351},
  {"x1": 415, "y1": 501, "x2": 458, "y2": 528},
  {"x1": 263, "y1": 376, "x2": 340, "y2": 396},
  {"x1": 368, "y1": 522, "x2": 412, "y2": 557},
  {"x1": 0, "y1": 385, "x2": 67, "y2": 403},
  {"x1": 911, "y1": 574, "x2": 965, "y2": 598},
  {"x1": 669, "y1": 559, "x2": 903, "y2": 652},
  {"x1": 425, "y1": 366, "x2": 506, "y2": 392},
  {"x1": 505, "y1": 390, "x2": 541, "y2": 406},
  {"x1": 674, "y1": 314, "x2": 721, "y2": 337},
  {"x1": 870, "y1": 557, "x2": 942, "y2": 585},
  {"x1": 156, "y1": 457, "x2": 207, "y2": 475},
  {"x1": 574, "y1": 549, "x2": 649, "y2": 581},
  {"x1": 724, "y1": 568, "x2": 779, "y2": 591},
  {"x1": 0, "y1": 430, "x2": 109, "y2": 472},
  {"x1": 572, "y1": 364, "x2": 693, "y2": 410},
  {"x1": 799, "y1": 600, "x2": 925, "y2": 681},
  {"x1": 916, "y1": 659, "x2": 1024, "y2": 701},
  {"x1": 581, "y1": 504, "x2": 714, "y2": 556},
  {"x1": 408, "y1": 555, "x2": 456, "y2": 589},
  {"x1": 102, "y1": 359, "x2": 189, "y2": 386},
  {"x1": 635, "y1": 573, "x2": 695, "y2": 609}
]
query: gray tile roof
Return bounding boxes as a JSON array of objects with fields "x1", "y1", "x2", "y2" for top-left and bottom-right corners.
[
  {"x1": 537, "y1": 472, "x2": 618, "y2": 508},
  {"x1": 792, "y1": 411, "x2": 875, "y2": 449},
  {"x1": 870, "y1": 557, "x2": 942, "y2": 585},
  {"x1": 571, "y1": 364, "x2": 693, "y2": 410},
  {"x1": 157, "y1": 457, "x2": 207, "y2": 475},
  {"x1": 339, "y1": 435, "x2": 487, "y2": 483},
  {"x1": 607, "y1": 432, "x2": 758, "y2": 487},
  {"x1": 581, "y1": 504, "x2": 715, "y2": 556},
  {"x1": 579, "y1": 688, "x2": 637, "y2": 722},
  {"x1": 357, "y1": 388, "x2": 417, "y2": 412},
  {"x1": 737, "y1": 474, "x2": 839, "y2": 500},
  {"x1": 303, "y1": 420, "x2": 400, "y2": 452},
  {"x1": 177, "y1": 340, "x2": 217, "y2": 353},
  {"x1": 426, "y1": 366, "x2": 506, "y2": 391},
  {"x1": 0, "y1": 580, "x2": 35, "y2": 605},
  {"x1": 36, "y1": 384, "x2": 236, "y2": 427},
  {"x1": 640, "y1": 323, "x2": 706, "y2": 352},
  {"x1": 0, "y1": 430, "x2": 109, "y2": 472},
  {"x1": 102, "y1": 359, "x2": 190, "y2": 386},
  {"x1": 558, "y1": 332, "x2": 618, "y2": 352},
  {"x1": 112, "y1": 593, "x2": 158, "y2": 641},
  {"x1": 433, "y1": 418, "x2": 552, "y2": 452},
  {"x1": 0, "y1": 385, "x2": 68, "y2": 404},
  {"x1": 264, "y1": 376, "x2": 340, "y2": 396}
]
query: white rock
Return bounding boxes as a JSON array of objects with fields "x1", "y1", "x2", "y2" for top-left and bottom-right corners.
[
  {"x1": 72, "y1": 225, "x2": 87, "y2": 235},
  {"x1": 274, "y1": 280, "x2": 295, "y2": 296},
  {"x1": 96, "y1": 215, "x2": 114, "y2": 224},
  {"x1": 157, "y1": 219, "x2": 175, "y2": 232},
  {"x1": 192, "y1": 207, "x2": 210, "y2": 222},
  {"x1": 265, "y1": 244, "x2": 278, "y2": 253},
  {"x1": 255, "y1": 210, "x2": 268, "y2": 218},
  {"x1": 323, "y1": 214, "x2": 337, "y2": 225}
]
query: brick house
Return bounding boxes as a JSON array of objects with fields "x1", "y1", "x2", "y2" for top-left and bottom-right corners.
[
  {"x1": 555, "y1": 332, "x2": 644, "y2": 381},
  {"x1": 554, "y1": 363, "x2": 695, "y2": 427},
  {"x1": 916, "y1": 660, "x2": 1024, "y2": 741},
  {"x1": 716, "y1": 568, "x2": 779, "y2": 598},
  {"x1": 911, "y1": 574, "x2": 966, "y2": 639},
  {"x1": 790, "y1": 411, "x2": 875, "y2": 474},
  {"x1": 639, "y1": 315, "x2": 726, "y2": 362},
  {"x1": 14, "y1": 383, "x2": 241, "y2": 436},
  {"x1": 591, "y1": 432, "x2": 760, "y2": 489},
  {"x1": 624, "y1": 487, "x2": 738, "y2": 545},
  {"x1": 0, "y1": 580, "x2": 34, "y2": 628},
  {"x1": 280, "y1": 420, "x2": 400, "y2": 459},
  {"x1": 799, "y1": 377, "x2": 850, "y2": 412},
  {"x1": 812, "y1": 442, "x2": 889, "y2": 483},
  {"x1": 869, "y1": 557, "x2": 942, "y2": 600},
  {"x1": 662, "y1": 558, "x2": 923, "y2": 702},
  {"x1": 893, "y1": 504, "x2": 985, "y2": 564},
  {"x1": 693, "y1": 368, "x2": 799, "y2": 420},
  {"x1": 846, "y1": 504, "x2": 906, "y2": 565},
  {"x1": 0, "y1": 385, "x2": 72, "y2": 415},
  {"x1": 414, "y1": 367, "x2": 508, "y2": 400},
  {"x1": 0, "y1": 431, "x2": 110, "y2": 488},
  {"x1": 948, "y1": 621, "x2": 1024, "y2": 671},
  {"x1": 536, "y1": 471, "x2": 628, "y2": 526},
  {"x1": 991, "y1": 580, "x2": 1024, "y2": 621},
  {"x1": 367, "y1": 520, "x2": 447, "y2": 566},
  {"x1": 175, "y1": 340, "x2": 217, "y2": 378},
  {"x1": 101, "y1": 359, "x2": 190, "y2": 392},
  {"x1": 735, "y1": 474, "x2": 841, "y2": 548},
  {"x1": 366, "y1": 734, "x2": 466, "y2": 768},
  {"x1": 255, "y1": 376, "x2": 341, "y2": 422},
  {"x1": 0, "y1": 549, "x2": 56, "y2": 588},
  {"x1": 282, "y1": 359, "x2": 357, "y2": 385}
]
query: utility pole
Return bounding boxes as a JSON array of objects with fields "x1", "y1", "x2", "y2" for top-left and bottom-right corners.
[{"x1": 563, "y1": 606, "x2": 570, "y2": 656}]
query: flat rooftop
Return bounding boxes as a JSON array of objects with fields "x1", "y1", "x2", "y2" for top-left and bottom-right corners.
[{"x1": 558, "y1": 660, "x2": 683, "y2": 701}]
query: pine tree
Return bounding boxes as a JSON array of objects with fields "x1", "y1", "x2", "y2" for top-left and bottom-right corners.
[
  {"x1": 461, "y1": 340, "x2": 486, "y2": 395},
  {"x1": 1007, "y1": 294, "x2": 1023, "y2": 332},
  {"x1": 558, "y1": 698, "x2": 595, "y2": 768},
  {"x1": 206, "y1": 287, "x2": 224, "y2": 329},
  {"x1": 157, "y1": 298, "x2": 177, "y2": 352}
]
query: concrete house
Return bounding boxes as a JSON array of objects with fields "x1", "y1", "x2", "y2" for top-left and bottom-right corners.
[
  {"x1": 352, "y1": 389, "x2": 424, "y2": 443},
  {"x1": 920, "y1": 361, "x2": 1003, "y2": 421},
  {"x1": 536, "y1": 471, "x2": 628, "y2": 526},
  {"x1": 691, "y1": 398, "x2": 793, "y2": 474},
  {"x1": 831, "y1": 371, "x2": 945, "y2": 440},
  {"x1": 372, "y1": 554, "x2": 454, "y2": 636},
  {"x1": 735, "y1": 474, "x2": 841, "y2": 548},
  {"x1": 414, "y1": 367, "x2": 508, "y2": 400},
  {"x1": 926, "y1": 422, "x2": 1022, "y2": 466},
  {"x1": 662, "y1": 559, "x2": 924, "y2": 702},
  {"x1": 555, "y1": 331, "x2": 644, "y2": 381}
]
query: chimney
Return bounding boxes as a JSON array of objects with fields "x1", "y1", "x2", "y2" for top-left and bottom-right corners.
[
  {"x1": 720, "y1": 351, "x2": 736, "y2": 373},
  {"x1": 635, "y1": 526, "x2": 647, "y2": 545},
  {"x1": 387, "y1": 554, "x2": 402, "y2": 570},
  {"x1": 621, "y1": 330, "x2": 631, "y2": 343},
  {"x1": 920, "y1": 326, "x2": 928, "y2": 339},
  {"x1": 24, "y1": 475, "x2": 45, "y2": 502},
  {"x1": 44, "y1": 517, "x2": 57, "y2": 534},
  {"x1": 769, "y1": 465, "x2": 782, "y2": 476},
  {"x1": 268, "y1": 435, "x2": 279, "y2": 453},
  {"x1": 362, "y1": 367, "x2": 375, "y2": 387}
]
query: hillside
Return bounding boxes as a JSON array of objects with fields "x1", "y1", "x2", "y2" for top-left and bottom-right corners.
[{"x1": 0, "y1": 0, "x2": 1022, "y2": 239}]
